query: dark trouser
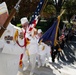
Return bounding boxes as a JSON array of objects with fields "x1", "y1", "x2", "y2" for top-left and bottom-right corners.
[{"x1": 51, "y1": 50, "x2": 58, "y2": 62}]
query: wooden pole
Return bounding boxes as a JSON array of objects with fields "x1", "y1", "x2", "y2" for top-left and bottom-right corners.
[
  {"x1": 0, "y1": 0, "x2": 21, "y2": 37},
  {"x1": 54, "y1": 9, "x2": 65, "y2": 46},
  {"x1": 0, "y1": 8, "x2": 16, "y2": 37}
]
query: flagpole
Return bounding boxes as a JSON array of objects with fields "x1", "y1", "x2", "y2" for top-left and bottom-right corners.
[
  {"x1": 54, "y1": 16, "x2": 60, "y2": 46},
  {"x1": 40, "y1": 0, "x2": 48, "y2": 16},
  {"x1": 60, "y1": 9, "x2": 65, "y2": 17},
  {"x1": 54, "y1": 9, "x2": 65, "y2": 46}
]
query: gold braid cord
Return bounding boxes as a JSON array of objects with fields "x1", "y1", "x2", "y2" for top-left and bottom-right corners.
[{"x1": 13, "y1": 29, "x2": 18, "y2": 41}]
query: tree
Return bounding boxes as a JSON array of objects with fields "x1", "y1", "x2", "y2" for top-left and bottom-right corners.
[
  {"x1": 62, "y1": 0, "x2": 76, "y2": 22},
  {"x1": 0, "y1": 0, "x2": 76, "y2": 24}
]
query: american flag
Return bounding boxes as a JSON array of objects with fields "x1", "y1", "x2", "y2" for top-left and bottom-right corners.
[
  {"x1": 29, "y1": 0, "x2": 45, "y2": 25},
  {"x1": 28, "y1": 16, "x2": 38, "y2": 31}
]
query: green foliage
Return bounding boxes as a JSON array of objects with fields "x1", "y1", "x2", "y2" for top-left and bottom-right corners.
[
  {"x1": 1, "y1": 0, "x2": 76, "y2": 25},
  {"x1": 16, "y1": 24, "x2": 21, "y2": 27},
  {"x1": 36, "y1": 21, "x2": 48, "y2": 32},
  {"x1": 44, "y1": 5, "x2": 56, "y2": 14},
  {"x1": 63, "y1": 0, "x2": 76, "y2": 14}
]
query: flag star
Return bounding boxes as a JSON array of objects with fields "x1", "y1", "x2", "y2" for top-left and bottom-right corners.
[
  {"x1": 40, "y1": 2, "x2": 42, "y2": 4},
  {"x1": 35, "y1": 15, "x2": 37, "y2": 17}
]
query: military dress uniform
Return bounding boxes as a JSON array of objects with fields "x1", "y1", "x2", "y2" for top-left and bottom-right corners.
[
  {"x1": 17, "y1": 17, "x2": 39, "y2": 75},
  {"x1": 1, "y1": 23, "x2": 24, "y2": 55},
  {"x1": 0, "y1": 24, "x2": 24, "y2": 75},
  {"x1": 22, "y1": 32, "x2": 39, "y2": 75},
  {"x1": 0, "y1": 2, "x2": 25, "y2": 75},
  {"x1": 38, "y1": 42, "x2": 51, "y2": 67}
]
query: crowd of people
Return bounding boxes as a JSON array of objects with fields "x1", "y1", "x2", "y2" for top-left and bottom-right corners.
[
  {"x1": 0, "y1": 1, "x2": 75, "y2": 75},
  {"x1": 16, "y1": 17, "x2": 51, "y2": 75},
  {"x1": 0, "y1": 2, "x2": 51, "y2": 75}
]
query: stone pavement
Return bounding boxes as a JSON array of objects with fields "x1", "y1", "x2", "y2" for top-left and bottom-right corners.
[
  {"x1": 0, "y1": 53, "x2": 76, "y2": 75},
  {"x1": 18, "y1": 58, "x2": 76, "y2": 75},
  {"x1": 0, "y1": 53, "x2": 20, "y2": 75}
]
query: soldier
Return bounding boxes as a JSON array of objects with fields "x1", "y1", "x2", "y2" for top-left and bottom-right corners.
[
  {"x1": 38, "y1": 40, "x2": 51, "y2": 68},
  {"x1": 16, "y1": 17, "x2": 29, "y2": 75},
  {"x1": 0, "y1": 2, "x2": 24, "y2": 75},
  {"x1": 36, "y1": 29, "x2": 51, "y2": 67},
  {"x1": 36, "y1": 29, "x2": 43, "y2": 40},
  {"x1": 26, "y1": 30, "x2": 39, "y2": 75},
  {"x1": 35, "y1": 29, "x2": 43, "y2": 67},
  {"x1": 0, "y1": 2, "x2": 23, "y2": 55},
  {"x1": 17, "y1": 17, "x2": 39, "y2": 75}
]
